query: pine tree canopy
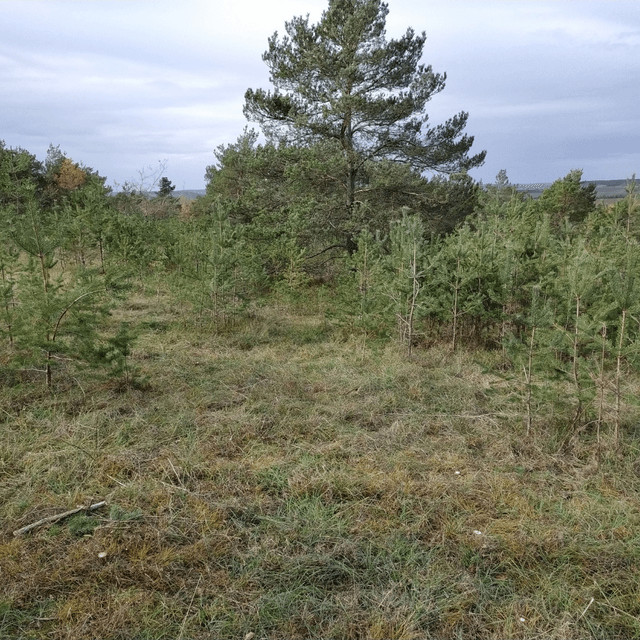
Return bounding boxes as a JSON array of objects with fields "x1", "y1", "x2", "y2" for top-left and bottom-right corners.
[
  {"x1": 243, "y1": 0, "x2": 486, "y2": 180},
  {"x1": 158, "y1": 177, "x2": 176, "y2": 198}
]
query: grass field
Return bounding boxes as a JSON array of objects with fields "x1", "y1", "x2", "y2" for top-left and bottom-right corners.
[{"x1": 2, "y1": 280, "x2": 640, "y2": 639}]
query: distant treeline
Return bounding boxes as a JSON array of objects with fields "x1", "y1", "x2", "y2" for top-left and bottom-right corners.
[{"x1": 172, "y1": 182, "x2": 630, "y2": 202}]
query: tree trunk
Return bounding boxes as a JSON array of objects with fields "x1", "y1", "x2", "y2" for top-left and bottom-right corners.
[{"x1": 615, "y1": 308, "x2": 627, "y2": 446}]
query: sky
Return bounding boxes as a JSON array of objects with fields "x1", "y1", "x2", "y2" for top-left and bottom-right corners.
[{"x1": 2, "y1": 0, "x2": 640, "y2": 190}]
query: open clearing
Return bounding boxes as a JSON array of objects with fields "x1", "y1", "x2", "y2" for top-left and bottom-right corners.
[{"x1": 2, "y1": 283, "x2": 640, "y2": 639}]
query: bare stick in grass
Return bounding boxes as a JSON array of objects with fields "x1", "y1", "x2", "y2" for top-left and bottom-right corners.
[{"x1": 13, "y1": 501, "x2": 106, "y2": 536}]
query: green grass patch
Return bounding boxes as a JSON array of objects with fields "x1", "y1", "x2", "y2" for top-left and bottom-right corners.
[{"x1": 3, "y1": 286, "x2": 640, "y2": 639}]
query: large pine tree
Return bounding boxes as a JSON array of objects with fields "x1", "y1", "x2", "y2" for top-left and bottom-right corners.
[{"x1": 244, "y1": 0, "x2": 486, "y2": 247}]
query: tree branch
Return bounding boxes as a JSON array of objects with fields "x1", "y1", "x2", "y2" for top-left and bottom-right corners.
[{"x1": 13, "y1": 501, "x2": 107, "y2": 536}]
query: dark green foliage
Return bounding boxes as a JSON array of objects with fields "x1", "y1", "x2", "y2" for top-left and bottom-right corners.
[
  {"x1": 168, "y1": 198, "x2": 262, "y2": 324},
  {"x1": 90, "y1": 322, "x2": 147, "y2": 388},
  {"x1": 482, "y1": 169, "x2": 525, "y2": 206},
  {"x1": 331, "y1": 227, "x2": 392, "y2": 338},
  {"x1": 604, "y1": 174, "x2": 640, "y2": 238},
  {"x1": 205, "y1": 130, "x2": 482, "y2": 273},
  {"x1": 502, "y1": 285, "x2": 556, "y2": 435},
  {"x1": 386, "y1": 212, "x2": 427, "y2": 352},
  {"x1": 104, "y1": 209, "x2": 162, "y2": 275},
  {"x1": 536, "y1": 169, "x2": 597, "y2": 230},
  {"x1": 158, "y1": 176, "x2": 176, "y2": 198},
  {"x1": 421, "y1": 171, "x2": 482, "y2": 234},
  {"x1": 0, "y1": 143, "x2": 128, "y2": 387},
  {"x1": 0, "y1": 140, "x2": 46, "y2": 213},
  {"x1": 205, "y1": 127, "x2": 262, "y2": 203},
  {"x1": 320, "y1": 171, "x2": 640, "y2": 446},
  {"x1": 0, "y1": 241, "x2": 21, "y2": 346},
  {"x1": 15, "y1": 260, "x2": 113, "y2": 387},
  {"x1": 207, "y1": 133, "x2": 343, "y2": 236},
  {"x1": 206, "y1": 134, "x2": 351, "y2": 278}
]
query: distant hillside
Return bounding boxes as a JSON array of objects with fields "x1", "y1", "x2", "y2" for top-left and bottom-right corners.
[
  {"x1": 512, "y1": 179, "x2": 630, "y2": 200},
  {"x1": 165, "y1": 181, "x2": 633, "y2": 202},
  {"x1": 173, "y1": 189, "x2": 207, "y2": 200}
]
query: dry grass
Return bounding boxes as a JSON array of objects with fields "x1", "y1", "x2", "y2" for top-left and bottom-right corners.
[{"x1": 2, "y1": 283, "x2": 640, "y2": 639}]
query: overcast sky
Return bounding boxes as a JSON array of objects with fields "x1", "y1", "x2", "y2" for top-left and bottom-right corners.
[{"x1": 3, "y1": 0, "x2": 639, "y2": 190}]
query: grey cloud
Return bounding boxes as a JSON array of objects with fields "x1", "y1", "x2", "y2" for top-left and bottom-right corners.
[{"x1": 2, "y1": 0, "x2": 639, "y2": 188}]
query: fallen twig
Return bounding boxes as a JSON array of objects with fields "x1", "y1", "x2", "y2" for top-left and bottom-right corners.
[
  {"x1": 158, "y1": 479, "x2": 196, "y2": 494},
  {"x1": 578, "y1": 597, "x2": 595, "y2": 619},
  {"x1": 106, "y1": 474, "x2": 127, "y2": 487},
  {"x1": 13, "y1": 501, "x2": 106, "y2": 536}
]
